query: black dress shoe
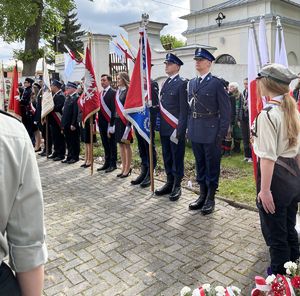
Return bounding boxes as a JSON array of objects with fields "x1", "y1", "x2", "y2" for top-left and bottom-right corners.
[
  {"x1": 35, "y1": 147, "x2": 42, "y2": 152},
  {"x1": 117, "y1": 172, "x2": 124, "y2": 177},
  {"x1": 140, "y1": 174, "x2": 150, "y2": 188},
  {"x1": 97, "y1": 164, "x2": 109, "y2": 172},
  {"x1": 155, "y1": 183, "x2": 173, "y2": 196},
  {"x1": 131, "y1": 166, "x2": 147, "y2": 185},
  {"x1": 80, "y1": 163, "x2": 87, "y2": 167},
  {"x1": 169, "y1": 186, "x2": 181, "y2": 201},
  {"x1": 201, "y1": 199, "x2": 215, "y2": 215},
  {"x1": 61, "y1": 159, "x2": 70, "y2": 163},
  {"x1": 53, "y1": 156, "x2": 64, "y2": 161},
  {"x1": 67, "y1": 159, "x2": 79, "y2": 164},
  {"x1": 48, "y1": 153, "x2": 58, "y2": 159},
  {"x1": 39, "y1": 151, "x2": 47, "y2": 157},
  {"x1": 189, "y1": 196, "x2": 207, "y2": 210},
  {"x1": 105, "y1": 166, "x2": 117, "y2": 173},
  {"x1": 84, "y1": 164, "x2": 91, "y2": 168}
]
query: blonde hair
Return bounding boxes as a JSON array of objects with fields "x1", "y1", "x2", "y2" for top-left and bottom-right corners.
[
  {"x1": 258, "y1": 77, "x2": 300, "y2": 147},
  {"x1": 117, "y1": 72, "x2": 130, "y2": 88}
]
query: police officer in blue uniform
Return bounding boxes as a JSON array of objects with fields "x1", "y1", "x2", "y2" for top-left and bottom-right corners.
[
  {"x1": 188, "y1": 48, "x2": 231, "y2": 215},
  {"x1": 155, "y1": 53, "x2": 188, "y2": 201}
]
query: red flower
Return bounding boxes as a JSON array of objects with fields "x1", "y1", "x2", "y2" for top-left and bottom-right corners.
[{"x1": 291, "y1": 275, "x2": 300, "y2": 289}]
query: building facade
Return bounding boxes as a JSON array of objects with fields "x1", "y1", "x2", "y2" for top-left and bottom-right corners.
[{"x1": 181, "y1": 0, "x2": 300, "y2": 65}]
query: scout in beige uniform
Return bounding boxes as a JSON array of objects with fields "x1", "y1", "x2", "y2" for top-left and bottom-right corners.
[
  {"x1": 0, "y1": 110, "x2": 47, "y2": 295},
  {"x1": 253, "y1": 64, "x2": 300, "y2": 275}
]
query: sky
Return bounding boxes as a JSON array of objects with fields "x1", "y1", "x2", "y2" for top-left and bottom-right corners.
[{"x1": 0, "y1": 0, "x2": 189, "y2": 66}]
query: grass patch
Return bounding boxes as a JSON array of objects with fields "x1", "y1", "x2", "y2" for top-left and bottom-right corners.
[{"x1": 86, "y1": 132, "x2": 257, "y2": 207}]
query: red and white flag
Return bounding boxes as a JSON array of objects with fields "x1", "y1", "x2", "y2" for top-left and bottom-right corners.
[
  {"x1": 275, "y1": 26, "x2": 288, "y2": 67},
  {"x1": 258, "y1": 16, "x2": 270, "y2": 65},
  {"x1": 248, "y1": 26, "x2": 261, "y2": 179},
  {"x1": 81, "y1": 46, "x2": 100, "y2": 126},
  {"x1": 8, "y1": 64, "x2": 21, "y2": 120}
]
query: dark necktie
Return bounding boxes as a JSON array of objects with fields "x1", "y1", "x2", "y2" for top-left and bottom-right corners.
[
  {"x1": 164, "y1": 77, "x2": 171, "y2": 86},
  {"x1": 197, "y1": 77, "x2": 202, "y2": 87},
  {"x1": 102, "y1": 90, "x2": 106, "y2": 97}
]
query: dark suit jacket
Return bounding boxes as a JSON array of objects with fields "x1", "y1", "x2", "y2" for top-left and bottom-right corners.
[
  {"x1": 98, "y1": 87, "x2": 116, "y2": 129},
  {"x1": 49, "y1": 90, "x2": 66, "y2": 125},
  {"x1": 159, "y1": 74, "x2": 188, "y2": 139},
  {"x1": 61, "y1": 93, "x2": 79, "y2": 128},
  {"x1": 187, "y1": 73, "x2": 231, "y2": 144}
]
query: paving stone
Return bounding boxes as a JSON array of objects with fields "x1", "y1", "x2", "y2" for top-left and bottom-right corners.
[{"x1": 39, "y1": 157, "x2": 268, "y2": 295}]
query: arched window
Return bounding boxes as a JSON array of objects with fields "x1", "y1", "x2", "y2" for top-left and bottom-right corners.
[
  {"x1": 288, "y1": 52, "x2": 298, "y2": 66},
  {"x1": 215, "y1": 54, "x2": 236, "y2": 64}
]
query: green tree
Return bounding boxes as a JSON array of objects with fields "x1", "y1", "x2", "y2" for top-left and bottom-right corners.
[
  {"x1": 160, "y1": 34, "x2": 186, "y2": 50},
  {"x1": 0, "y1": 0, "x2": 74, "y2": 75},
  {"x1": 47, "y1": 9, "x2": 85, "y2": 64}
]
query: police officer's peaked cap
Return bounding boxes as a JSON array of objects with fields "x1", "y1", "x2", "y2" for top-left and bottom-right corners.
[
  {"x1": 257, "y1": 63, "x2": 298, "y2": 85},
  {"x1": 51, "y1": 79, "x2": 62, "y2": 88},
  {"x1": 164, "y1": 53, "x2": 184, "y2": 66},
  {"x1": 194, "y1": 48, "x2": 215, "y2": 62},
  {"x1": 66, "y1": 81, "x2": 78, "y2": 89},
  {"x1": 25, "y1": 77, "x2": 34, "y2": 85}
]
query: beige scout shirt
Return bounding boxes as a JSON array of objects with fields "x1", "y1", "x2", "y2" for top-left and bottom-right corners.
[
  {"x1": 0, "y1": 112, "x2": 47, "y2": 272},
  {"x1": 253, "y1": 96, "x2": 300, "y2": 162}
]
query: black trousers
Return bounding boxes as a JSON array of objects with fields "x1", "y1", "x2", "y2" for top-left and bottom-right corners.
[
  {"x1": 241, "y1": 117, "x2": 252, "y2": 158},
  {"x1": 50, "y1": 121, "x2": 65, "y2": 158},
  {"x1": 191, "y1": 142, "x2": 221, "y2": 189},
  {"x1": 161, "y1": 135, "x2": 185, "y2": 179},
  {"x1": 135, "y1": 126, "x2": 157, "y2": 169},
  {"x1": 64, "y1": 127, "x2": 80, "y2": 161},
  {"x1": 257, "y1": 158, "x2": 300, "y2": 274},
  {"x1": 99, "y1": 121, "x2": 117, "y2": 167},
  {"x1": 41, "y1": 122, "x2": 52, "y2": 154},
  {"x1": 0, "y1": 262, "x2": 21, "y2": 296}
]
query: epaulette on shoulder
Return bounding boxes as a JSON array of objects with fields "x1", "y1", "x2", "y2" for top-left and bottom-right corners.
[{"x1": 0, "y1": 109, "x2": 20, "y2": 121}]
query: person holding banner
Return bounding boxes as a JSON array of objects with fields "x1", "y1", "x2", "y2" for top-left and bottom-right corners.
[
  {"x1": 114, "y1": 72, "x2": 133, "y2": 178},
  {"x1": 253, "y1": 63, "x2": 300, "y2": 275},
  {"x1": 49, "y1": 80, "x2": 66, "y2": 161},
  {"x1": 97, "y1": 74, "x2": 117, "y2": 173},
  {"x1": 61, "y1": 81, "x2": 80, "y2": 164},
  {"x1": 155, "y1": 53, "x2": 188, "y2": 201},
  {"x1": 188, "y1": 48, "x2": 230, "y2": 215},
  {"x1": 32, "y1": 82, "x2": 43, "y2": 152}
]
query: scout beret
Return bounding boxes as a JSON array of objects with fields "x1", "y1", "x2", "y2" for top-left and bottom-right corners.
[
  {"x1": 257, "y1": 63, "x2": 298, "y2": 85},
  {"x1": 66, "y1": 81, "x2": 78, "y2": 89}
]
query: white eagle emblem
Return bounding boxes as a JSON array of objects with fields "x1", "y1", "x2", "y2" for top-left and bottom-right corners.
[{"x1": 83, "y1": 69, "x2": 97, "y2": 102}]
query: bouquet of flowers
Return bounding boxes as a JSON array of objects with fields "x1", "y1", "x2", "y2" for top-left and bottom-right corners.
[
  {"x1": 251, "y1": 261, "x2": 300, "y2": 296},
  {"x1": 180, "y1": 284, "x2": 241, "y2": 296}
]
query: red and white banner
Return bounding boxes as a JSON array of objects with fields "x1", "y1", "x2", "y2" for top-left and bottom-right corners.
[
  {"x1": 124, "y1": 27, "x2": 152, "y2": 112},
  {"x1": 41, "y1": 59, "x2": 54, "y2": 122},
  {"x1": 8, "y1": 65, "x2": 21, "y2": 120},
  {"x1": 258, "y1": 16, "x2": 270, "y2": 65},
  {"x1": 81, "y1": 46, "x2": 100, "y2": 126},
  {"x1": 159, "y1": 99, "x2": 178, "y2": 129}
]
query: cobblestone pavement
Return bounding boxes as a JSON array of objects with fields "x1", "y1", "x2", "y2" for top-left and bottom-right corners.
[{"x1": 39, "y1": 157, "x2": 268, "y2": 296}]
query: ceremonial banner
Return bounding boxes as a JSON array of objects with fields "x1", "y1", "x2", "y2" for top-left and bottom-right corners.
[
  {"x1": 123, "y1": 27, "x2": 152, "y2": 143},
  {"x1": 81, "y1": 46, "x2": 100, "y2": 126},
  {"x1": 41, "y1": 59, "x2": 54, "y2": 121},
  {"x1": 258, "y1": 16, "x2": 270, "y2": 65},
  {"x1": 8, "y1": 65, "x2": 21, "y2": 120}
]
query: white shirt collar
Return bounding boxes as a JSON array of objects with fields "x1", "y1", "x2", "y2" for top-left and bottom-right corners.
[
  {"x1": 270, "y1": 95, "x2": 284, "y2": 103},
  {"x1": 168, "y1": 73, "x2": 179, "y2": 80},
  {"x1": 199, "y1": 72, "x2": 210, "y2": 81},
  {"x1": 103, "y1": 85, "x2": 110, "y2": 92}
]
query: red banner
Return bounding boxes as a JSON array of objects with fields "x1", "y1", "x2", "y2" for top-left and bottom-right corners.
[
  {"x1": 8, "y1": 65, "x2": 21, "y2": 120},
  {"x1": 81, "y1": 46, "x2": 100, "y2": 126}
]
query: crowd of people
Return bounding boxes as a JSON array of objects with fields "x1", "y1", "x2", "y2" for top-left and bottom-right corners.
[{"x1": 2, "y1": 45, "x2": 300, "y2": 293}]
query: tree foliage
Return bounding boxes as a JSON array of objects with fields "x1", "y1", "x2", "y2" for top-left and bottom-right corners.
[
  {"x1": 160, "y1": 34, "x2": 186, "y2": 50},
  {"x1": 0, "y1": 0, "x2": 75, "y2": 75},
  {"x1": 47, "y1": 9, "x2": 85, "y2": 63}
]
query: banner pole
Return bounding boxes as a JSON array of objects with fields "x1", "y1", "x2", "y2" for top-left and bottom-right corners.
[{"x1": 251, "y1": 19, "x2": 262, "y2": 68}]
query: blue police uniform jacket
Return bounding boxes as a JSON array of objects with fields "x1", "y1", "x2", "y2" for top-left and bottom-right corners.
[
  {"x1": 159, "y1": 74, "x2": 188, "y2": 140},
  {"x1": 187, "y1": 73, "x2": 231, "y2": 144}
]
